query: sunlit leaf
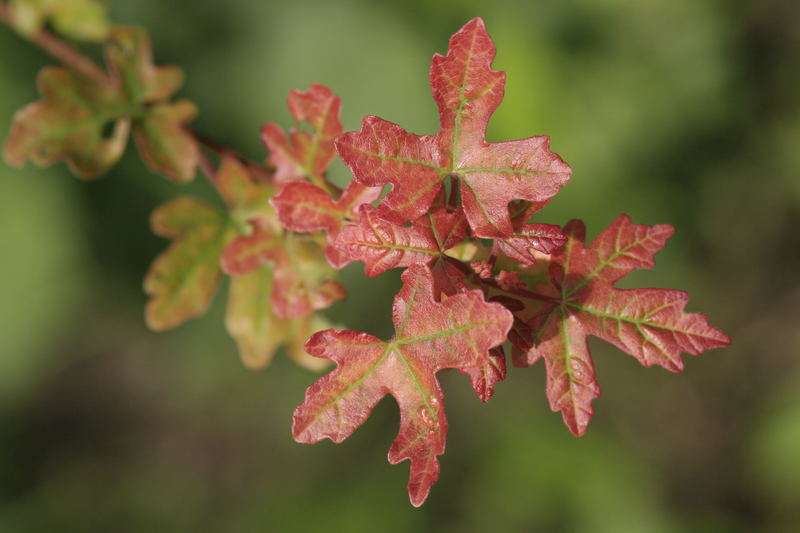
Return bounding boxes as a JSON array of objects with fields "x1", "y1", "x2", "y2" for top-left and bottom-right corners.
[
  {"x1": 293, "y1": 264, "x2": 512, "y2": 506},
  {"x1": 512, "y1": 215, "x2": 730, "y2": 435},
  {"x1": 336, "y1": 18, "x2": 571, "y2": 238}
]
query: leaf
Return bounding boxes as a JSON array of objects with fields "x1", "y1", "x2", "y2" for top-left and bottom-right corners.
[
  {"x1": 261, "y1": 83, "x2": 343, "y2": 184},
  {"x1": 494, "y1": 223, "x2": 567, "y2": 266},
  {"x1": 336, "y1": 204, "x2": 468, "y2": 277},
  {"x1": 105, "y1": 26, "x2": 184, "y2": 105},
  {"x1": 144, "y1": 197, "x2": 235, "y2": 331},
  {"x1": 3, "y1": 66, "x2": 129, "y2": 179},
  {"x1": 132, "y1": 100, "x2": 199, "y2": 183},
  {"x1": 271, "y1": 180, "x2": 380, "y2": 268},
  {"x1": 336, "y1": 18, "x2": 571, "y2": 238},
  {"x1": 226, "y1": 264, "x2": 331, "y2": 371},
  {"x1": 512, "y1": 215, "x2": 730, "y2": 436},
  {"x1": 222, "y1": 223, "x2": 345, "y2": 320},
  {"x1": 8, "y1": 0, "x2": 110, "y2": 41},
  {"x1": 293, "y1": 264, "x2": 512, "y2": 506}
]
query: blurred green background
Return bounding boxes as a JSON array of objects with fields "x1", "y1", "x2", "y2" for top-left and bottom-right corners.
[{"x1": 1, "y1": 0, "x2": 799, "y2": 531}]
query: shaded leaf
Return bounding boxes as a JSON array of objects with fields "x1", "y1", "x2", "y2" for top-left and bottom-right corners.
[
  {"x1": 222, "y1": 223, "x2": 345, "y2": 320},
  {"x1": 133, "y1": 100, "x2": 198, "y2": 183},
  {"x1": 293, "y1": 264, "x2": 513, "y2": 506},
  {"x1": 3, "y1": 67, "x2": 129, "y2": 179},
  {"x1": 513, "y1": 215, "x2": 730, "y2": 435},
  {"x1": 144, "y1": 197, "x2": 235, "y2": 331},
  {"x1": 226, "y1": 265, "x2": 330, "y2": 371},
  {"x1": 494, "y1": 223, "x2": 567, "y2": 266},
  {"x1": 336, "y1": 18, "x2": 571, "y2": 238},
  {"x1": 9, "y1": 0, "x2": 110, "y2": 41},
  {"x1": 106, "y1": 26, "x2": 184, "y2": 104}
]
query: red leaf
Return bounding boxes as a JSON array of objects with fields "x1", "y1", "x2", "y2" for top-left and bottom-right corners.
[
  {"x1": 293, "y1": 264, "x2": 512, "y2": 506},
  {"x1": 335, "y1": 204, "x2": 467, "y2": 277},
  {"x1": 271, "y1": 180, "x2": 380, "y2": 268},
  {"x1": 336, "y1": 18, "x2": 571, "y2": 238},
  {"x1": 261, "y1": 83, "x2": 343, "y2": 183},
  {"x1": 494, "y1": 223, "x2": 567, "y2": 266},
  {"x1": 512, "y1": 215, "x2": 730, "y2": 436}
]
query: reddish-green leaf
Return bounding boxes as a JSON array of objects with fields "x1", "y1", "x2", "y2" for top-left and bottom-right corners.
[
  {"x1": 3, "y1": 67, "x2": 129, "y2": 179},
  {"x1": 222, "y1": 223, "x2": 345, "y2": 320},
  {"x1": 144, "y1": 197, "x2": 235, "y2": 331},
  {"x1": 226, "y1": 264, "x2": 331, "y2": 371},
  {"x1": 494, "y1": 223, "x2": 567, "y2": 266},
  {"x1": 513, "y1": 215, "x2": 730, "y2": 436},
  {"x1": 271, "y1": 180, "x2": 380, "y2": 268},
  {"x1": 335, "y1": 204, "x2": 468, "y2": 277},
  {"x1": 261, "y1": 83, "x2": 342, "y2": 184},
  {"x1": 106, "y1": 26, "x2": 184, "y2": 105},
  {"x1": 336, "y1": 18, "x2": 571, "y2": 238},
  {"x1": 293, "y1": 264, "x2": 512, "y2": 506},
  {"x1": 133, "y1": 100, "x2": 198, "y2": 183}
]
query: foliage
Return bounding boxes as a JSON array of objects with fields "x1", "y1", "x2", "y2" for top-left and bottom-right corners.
[{"x1": 0, "y1": 6, "x2": 729, "y2": 507}]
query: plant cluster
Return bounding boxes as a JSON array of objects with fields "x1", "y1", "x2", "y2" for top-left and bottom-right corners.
[{"x1": 1, "y1": 1, "x2": 729, "y2": 507}]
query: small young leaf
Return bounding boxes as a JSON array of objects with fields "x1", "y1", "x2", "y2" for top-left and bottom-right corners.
[
  {"x1": 226, "y1": 265, "x2": 331, "y2": 371},
  {"x1": 271, "y1": 180, "x2": 380, "y2": 268},
  {"x1": 106, "y1": 26, "x2": 184, "y2": 105},
  {"x1": 261, "y1": 83, "x2": 343, "y2": 184},
  {"x1": 9, "y1": 0, "x2": 110, "y2": 41},
  {"x1": 293, "y1": 264, "x2": 513, "y2": 506},
  {"x1": 133, "y1": 100, "x2": 199, "y2": 183},
  {"x1": 3, "y1": 67, "x2": 129, "y2": 179},
  {"x1": 336, "y1": 18, "x2": 571, "y2": 238},
  {"x1": 144, "y1": 197, "x2": 235, "y2": 331},
  {"x1": 513, "y1": 215, "x2": 730, "y2": 436}
]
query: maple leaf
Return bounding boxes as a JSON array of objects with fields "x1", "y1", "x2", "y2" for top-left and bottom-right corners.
[
  {"x1": 511, "y1": 215, "x2": 730, "y2": 436},
  {"x1": 222, "y1": 221, "x2": 345, "y2": 319},
  {"x1": 106, "y1": 27, "x2": 197, "y2": 182},
  {"x1": 133, "y1": 100, "x2": 199, "y2": 183},
  {"x1": 3, "y1": 66, "x2": 130, "y2": 179},
  {"x1": 226, "y1": 264, "x2": 331, "y2": 371},
  {"x1": 8, "y1": 0, "x2": 110, "y2": 42},
  {"x1": 336, "y1": 18, "x2": 571, "y2": 238},
  {"x1": 144, "y1": 196, "x2": 235, "y2": 331},
  {"x1": 293, "y1": 264, "x2": 512, "y2": 506},
  {"x1": 271, "y1": 180, "x2": 380, "y2": 268},
  {"x1": 261, "y1": 83, "x2": 342, "y2": 185},
  {"x1": 335, "y1": 203, "x2": 468, "y2": 277}
]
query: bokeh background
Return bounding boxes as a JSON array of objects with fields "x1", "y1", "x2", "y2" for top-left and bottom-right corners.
[{"x1": 1, "y1": 0, "x2": 798, "y2": 531}]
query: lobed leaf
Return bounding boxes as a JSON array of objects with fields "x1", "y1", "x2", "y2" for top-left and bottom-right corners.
[
  {"x1": 293, "y1": 264, "x2": 513, "y2": 506},
  {"x1": 511, "y1": 215, "x2": 730, "y2": 435},
  {"x1": 261, "y1": 83, "x2": 343, "y2": 184},
  {"x1": 133, "y1": 100, "x2": 198, "y2": 183},
  {"x1": 144, "y1": 197, "x2": 235, "y2": 331},
  {"x1": 3, "y1": 67, "x2": 129, "y2": 179},
  {"x1": 271, "y1": 179, "x2": 380, "y2": 268},
  {"x1": 336, "y1": 18, "x2": 571, "y2": 238}
]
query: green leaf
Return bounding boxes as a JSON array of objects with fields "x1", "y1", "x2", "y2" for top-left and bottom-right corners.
[
  {"x1": 226, "y1": 265, "x2": 330, "y2": 371},
  {"x1": 9, "y1": 0, "x2": 110, "y2": 42},
  {"x1": 105, "y1": 26, "x2": 184, "y2": 105},
  {"x1": 3, "y1": 66, "x2": 129, "y2": 179},
  {"x1": 144, "y1": 196, "x2": 235, "y2": 331},
  {"x1": 133, "y1": 100, "x2": 199, "y2": 183}
]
